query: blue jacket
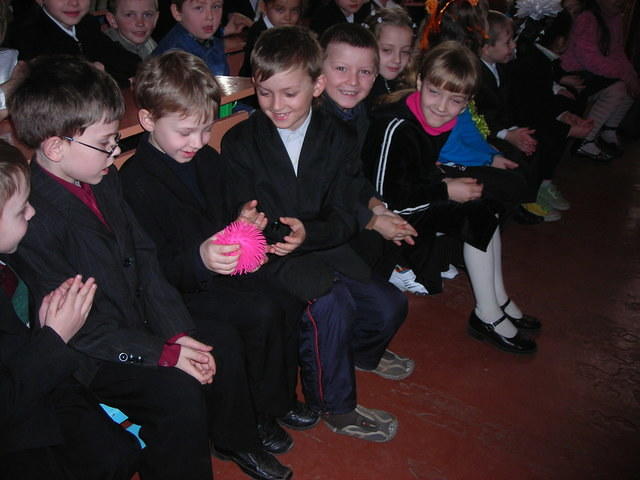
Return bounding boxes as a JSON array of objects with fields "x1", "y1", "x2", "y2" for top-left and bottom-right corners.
[
  {"x1": 153, "y1": 23, "x2": 229, "y2": 75},
  {"x1": 439, "y1": 108, "x2": 499, "y2": 167}
]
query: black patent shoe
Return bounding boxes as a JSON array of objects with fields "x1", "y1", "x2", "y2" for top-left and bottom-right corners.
[
  {"x1": 257, "y1": 416, "x2": 294, "y2": 455},
  {"x1": 278, "y1": 400, "x2": 320, "y2": 431},
  {"x1": 468, "y1": 311, "x2": 537, "y2": 354},
  {"x1": 213, "y1": 446, "x2": 293, "y2": 480},
  {"x1": 500, "y1": 299, "x2": 541, "y2": 330}
]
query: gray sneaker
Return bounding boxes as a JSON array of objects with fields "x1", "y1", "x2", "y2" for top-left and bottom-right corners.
[
  {"x1": 323, "y1": 405, "x2": 398, "y2": 442},
  {"x1": 356, "y1": 349, "x2": 415, "y2": 380}
]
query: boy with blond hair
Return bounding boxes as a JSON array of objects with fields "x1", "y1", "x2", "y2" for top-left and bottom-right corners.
[
  {"x1": 9, "y1": 55, "x2": 214, "y2": 480},
  {"x1": 120, "y1": 50, "x2": 307, "y2": 480},
  {"x1": 222, "y1": 26, "x2": 411, "y2": 443}
]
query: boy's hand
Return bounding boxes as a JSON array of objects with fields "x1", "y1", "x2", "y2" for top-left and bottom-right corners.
[
  {"x1": 556, "y1": 88, "x2": 576, "y2": 100},
  {"x1": 175, "y1": 344, "x2": 215, "y2": 385},
  {"x1": 39, "y1": 275, "x2": 97, "y2": 343},
  {"x1": 267, "y1": 217, "x2": 305, "y2": 256},
  {"x1": 224, "y1": 12, "x2": 253, "y2": 35},
  {"x1": 491, "y1": 155, "x2": 518, "y2": 169},
  {"x1": 200, "y1": 234, "x2": 240, "y2": 275},
  {"x1": 368, "y1": 213, "x2": 417, "y2": 246},
  {"x1": 237, "y1": 200, "x2": 268, "y2": 230},
  {"x1": 444, "y1": 177, "x2": 483, "y2": 203},
  {"x1": 505, "y1": 128, "x2": 537, "y2": 155}
]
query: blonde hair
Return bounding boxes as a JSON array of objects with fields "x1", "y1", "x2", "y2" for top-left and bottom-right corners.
[
  {"x1": 134, "y1": 50, "x2": 221, "y2": 122},
  {"x1": 417, "y1": 40, "x2": 479, "y2": 96},
  {"x1": 0, "y1": 140, "x2": 29, "y2": 216}
]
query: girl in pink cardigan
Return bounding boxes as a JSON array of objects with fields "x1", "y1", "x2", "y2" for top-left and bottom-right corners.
[{"x1": 561, "y1": 0, "x2": 638, "y2": 160}]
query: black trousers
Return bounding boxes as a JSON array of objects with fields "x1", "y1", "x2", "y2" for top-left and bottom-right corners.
[
  {"x1": 2, "y1": 380, "x2": 140, "y2": 480},
  {"x1": 184, "y1": 272, "x2": 303, "y2": 452},
  {"x1": 89, "y1": 363, "x2": 213, "y2": 480}
]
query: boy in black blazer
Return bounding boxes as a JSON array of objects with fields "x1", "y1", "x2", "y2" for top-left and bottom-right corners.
[
  {"x1": 222, "y1": 26, "x2": 411, "y2": 443},
  {"x1": 0, "y1": 140, "x2": 139, "y2": 480},
  {"x1": 120, "y1": 50, "x2": 306, "y2": 480},
  {"x1": 8, "y1": 55, "x2": 214, "y2": 480}
]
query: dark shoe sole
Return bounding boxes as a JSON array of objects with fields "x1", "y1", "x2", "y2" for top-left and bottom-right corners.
[
  {"x1": 212, "y1": 448, "x2": 293, "y2": 480},
  {"x1": 467, "y1": 325, "x2": 537, "y2": 354},
  {"x1": 277, "y1": 416, "x2": 320, "y2": 431}
]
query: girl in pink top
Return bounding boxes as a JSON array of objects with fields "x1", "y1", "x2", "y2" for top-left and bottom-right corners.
[{"x1": 561, "y1": 0, "x2": 638, "y2": 160}]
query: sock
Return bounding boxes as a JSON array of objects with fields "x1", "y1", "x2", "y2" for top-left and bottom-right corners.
[
  {"x1": 541, "y1": 179, "x2": 551, "y2": 188},
  {"x1": 491, "y1": 229, "x2": 523, "y2": 319},
  {"x1": 463, "y1": 238, "x2": 517, "y2": 338}
]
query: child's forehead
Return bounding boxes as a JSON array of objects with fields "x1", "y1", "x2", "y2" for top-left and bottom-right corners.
[
  {"x1": 182, "y1": 0, "x2": 221, "y2": 6},
  {"x1": 378, "y1": 24, "x2": 413, "y2": 43},
  {"x1": 267, "y1": 0, "x2": 302, "y2": 7},
  {"x1": 116, "y1": 0, "x2": 159, "y2": 11},
  {"x1": 325, "y1": 42, "x2": 377, "y2": 64}
]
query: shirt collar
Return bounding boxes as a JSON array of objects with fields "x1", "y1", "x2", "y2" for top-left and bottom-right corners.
[
  {"x1": 277, "y1": 109, "x2": 312, "y2": 140},
  {"x1": 42, "y1": 6, "x2": 78, "y2": 40},
  {"x1": 263, "y1": 15, "x2": 275, "y2": 29},
  {"x1": 534, "y1": 43, "x2": 559, "y2": 61}
]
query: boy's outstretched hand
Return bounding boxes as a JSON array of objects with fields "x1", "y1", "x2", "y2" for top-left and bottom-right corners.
[
  {"x1": 505, "y1": 127, "x2": 537, "y2": 155},
  {"x1": 175, "y1": 336, "x2": 215, "y2": 385},
  {"x1": 444, "y1": 177, "x2": 483, "y2": 203},
  {"x1": 39, "y1": 275, "x2": 97, "y2": 343},
  {"x1": 267, "y1": 217, "x2": 306, "y2": 256},
  {"x1": 236, "y1": 199, "x2": 268, "y2": 230},
  {"x1": 200, "y1": 234, "x2": 240, "y2": 275}
]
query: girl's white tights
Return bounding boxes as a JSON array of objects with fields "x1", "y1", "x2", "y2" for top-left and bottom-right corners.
[{"x1": 463, "y1": 228, "x2": 518, "y2": 338}]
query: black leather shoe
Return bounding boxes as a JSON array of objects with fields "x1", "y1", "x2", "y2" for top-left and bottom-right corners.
[
  {"x1": 468, "y1": 311, "x2": 536, "y2": 354},
  {"x1": 213, "y1": 446, "x2": 292, "y2": 480},
  {"x1": 278, "y1": 400, "x2": 320, "y2": 431},
  {"x1": 500, "y1": 299, "x2": 541, "y2": 330},
  {"x1": 513, "y1": 205, "x2": 544, "y2": 225},
  {"x1": 257, "y1": 416, "x2": 293, "y2": 455}
]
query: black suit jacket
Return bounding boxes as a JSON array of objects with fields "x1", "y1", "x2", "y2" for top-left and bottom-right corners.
[
  {"x1": 221, "y1": 108, "x2": 371, "y2": 300},
  {"x1": 119, "y1": 135, "x2": 235, "y2": 294},
  {"x1": 0, "y1": 291, "x2": 80, "y2": 452},
  {"x1": 239, "y1": 18, "x2": 267, "y2": 77},
  {"x1": 10, "y1": 162, "x2": 195, "y2": 384},
  {"x1": 7, "y1": 5, "x2": 139, "y2": 86},
  {"x1": 475, "y1": 61, "x2": 517, "y2": 140}
]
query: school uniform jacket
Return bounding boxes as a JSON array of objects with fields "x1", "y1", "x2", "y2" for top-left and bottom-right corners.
[
  {"x1": 310, "y1": 1, "x2": 374, "y2": 36},
  {"x1": 0, "y1": 291, "x2": 80, "y2": 453},
  {"x1": 221, "y1": 108, "x2": 371, "y2": 300},
  {"x1": 362, "y1": 99, "x2": 450, "y2": 217},
  {"x1": 475, "y1": 61, "x2": 517, "y2": 140},
  {"x1": 10, "y1": 162, "x2": 195, "y2": 384},
  {"x1": 119, "y1": 135, "x2": 234, "y2": 294},
  {"x1": 7, "y1": 4, "x2": 140, "y2": 86}
]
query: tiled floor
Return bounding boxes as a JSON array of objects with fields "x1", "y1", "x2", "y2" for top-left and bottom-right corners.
[{"x1": 211, "y1": 142, "x2": 640, "y2": 479}]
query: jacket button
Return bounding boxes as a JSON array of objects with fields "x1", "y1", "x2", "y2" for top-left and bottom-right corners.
[{"x1": 118, "y1": 352, "x2": 128, "y2": 362}]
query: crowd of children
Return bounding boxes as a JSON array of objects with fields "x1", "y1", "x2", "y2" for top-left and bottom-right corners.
[{"x1": 0, "y1": 0, "x2": 637, "y2": 479}]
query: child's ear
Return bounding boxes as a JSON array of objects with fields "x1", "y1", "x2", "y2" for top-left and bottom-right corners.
[
  {"x1": 170, "y1": 3, "x2": 183, "y2": 22},
  {"x1": 416, "y1": 75, "x2": 422, "y2": 91},
  {"x1": 138, "y1": 109, "x2": 156, "y2": 132},
  {"x1": 41, "y1": 137, "x2": 65, "y2": 163},
  {"x1": 312, "y1": 74, "x2": 327, "y2": 98},
  {"x1": 106, "y1": 12, "x2": 119, "y2": 30}
]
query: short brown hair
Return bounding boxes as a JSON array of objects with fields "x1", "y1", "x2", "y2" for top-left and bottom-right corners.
[
  {"x1": 251, "y1": 26, "x2": 323, "y2": 82},
  {"x1": 320, "y1": 23, "x2": 380, "y2": 69},
  {"x1": 108, "y1": 0, "x2": 159, "y2": 14},
  {"x1": 486, "y1": 10, "x2": 513, "y2": 46},
  {"x1": 417, "y1": 40, "x2": 480, "y2": 96},
  {"x1": 0, "y1": 140, "x2": 29, "y2": 215},
  {"x1": 9, "y1": 55, "x2": 124, "y2": 149},
  {"x1": 134, "y1": 50, "x2": 221, "y2": 122}
]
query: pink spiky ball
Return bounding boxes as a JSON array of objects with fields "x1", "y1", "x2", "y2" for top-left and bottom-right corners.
[{"x1": 214, "y1": 221, "x2": 267, "y2": 275}]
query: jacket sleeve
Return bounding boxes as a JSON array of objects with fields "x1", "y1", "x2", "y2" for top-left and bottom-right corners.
[
  {"x1": 0, "y1": 326, "x2": 79, "y2": 425},
  {"x1": 363, "y1": 117, "x2": 448, "y2": 216}
]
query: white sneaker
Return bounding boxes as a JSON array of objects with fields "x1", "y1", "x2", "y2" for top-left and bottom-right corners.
[
  {"x1": 388, "y1": 267, "x2": 429, "y2": 295},
  {"x1": 441, "y1": 264, "x2": 459, "y2": 279}
]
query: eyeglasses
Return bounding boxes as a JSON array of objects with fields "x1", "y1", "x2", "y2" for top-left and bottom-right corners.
[{"x1": 62, "y1": 133, "x2": 122, "y2": 158}]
